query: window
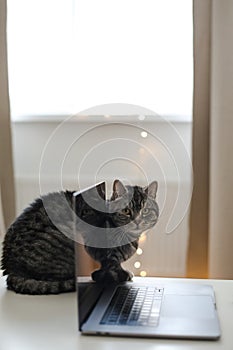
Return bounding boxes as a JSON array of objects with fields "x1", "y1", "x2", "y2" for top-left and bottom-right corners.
[{"x1": 7, "y1": 0, "x2": 193, "y2": 121}]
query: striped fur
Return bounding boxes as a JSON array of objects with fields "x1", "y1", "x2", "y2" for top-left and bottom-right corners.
[
  {"x1": 1, "y1": 191, "x2": 76, "y2": 294},
  {"x1": 1, "y1": 181, "x2": 159, "y2": 294},
  {"x1": 85, "y1": 180, "x2": 159, "y2": 283}
]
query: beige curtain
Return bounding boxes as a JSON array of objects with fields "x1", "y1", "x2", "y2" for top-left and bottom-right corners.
[
  {"x1": 0, "y1": 189, "x2": 5, "y2": 235},
  {"x1": 0, "y1": 0, "x2": 16, "y2": 238},
  {"x1": 187, "y1": 0, "x2": 233, "y2": 279}
]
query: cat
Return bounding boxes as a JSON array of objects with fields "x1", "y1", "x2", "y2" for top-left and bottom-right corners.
[
  {"x1": 86, "y1": 180, "x2": 159, "y2": 283},
  {"x1": 1, "y1": 180, "x2": 159, "y2": 295}
]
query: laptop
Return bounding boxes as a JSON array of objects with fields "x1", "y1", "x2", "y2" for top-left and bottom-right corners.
[{"x1": 73, "y1": 182, "x2": 221, "y2": 339}]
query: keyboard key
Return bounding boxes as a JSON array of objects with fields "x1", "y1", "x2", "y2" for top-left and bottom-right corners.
[{"x1": 100, "y1": 286, "x2": 164, "y2": 326}]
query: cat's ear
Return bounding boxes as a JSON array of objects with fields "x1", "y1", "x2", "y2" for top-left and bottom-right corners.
[
  {"x1": 112, "y1": 180, "x2": 127, "y2": 199},
  {"x1": 144, "y1": 181, "x2": 158, "y2": 199},
  {"x1": 97, "y1": 182, "x2": 106, "y2": 200}
]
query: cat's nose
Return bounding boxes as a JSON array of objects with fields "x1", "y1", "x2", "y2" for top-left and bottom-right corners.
[{"x1": 133, "y1": 217, "x2": 141, "y2": 226}]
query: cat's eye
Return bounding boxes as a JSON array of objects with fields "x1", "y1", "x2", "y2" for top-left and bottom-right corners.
[
  {"x1": 122, "y1": 208, "x2": 131, "y2": 216},
  {"x1": 82, "y1": 208, "x2": 94, "y2": 216},
  {"x1": 142, "y1": 208, "x2": 150, "y2": 215}
]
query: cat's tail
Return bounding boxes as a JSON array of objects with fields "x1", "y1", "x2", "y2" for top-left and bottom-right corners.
[{"x1": 6, "y1": 274, "x2": 75, "y2": 295}]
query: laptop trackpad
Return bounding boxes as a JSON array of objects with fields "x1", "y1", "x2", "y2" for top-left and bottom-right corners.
[{"x1": 161, "y1": 295, "x2": 215, "y2": 319}]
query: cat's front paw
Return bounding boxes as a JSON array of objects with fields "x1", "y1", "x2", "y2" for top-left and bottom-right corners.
[
  {"x1": 91, "y1": 268, "x2": 133, "y2": 284},
  {"x1": 120, "y1": 269, "x2": 134, "y2": 281}
]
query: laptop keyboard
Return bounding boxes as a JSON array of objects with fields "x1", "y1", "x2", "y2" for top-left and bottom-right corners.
[{"x1": 100, "y1": 286, "x2": 164, "y2": 327}]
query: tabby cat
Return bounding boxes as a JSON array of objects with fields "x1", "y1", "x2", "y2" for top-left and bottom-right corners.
[{"x1": 1, "y1": 180, "x2": 159, "y2": 294}]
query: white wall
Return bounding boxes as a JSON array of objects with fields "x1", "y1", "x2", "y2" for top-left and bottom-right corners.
[{"x1": 11, "y1": 118, "x2": 192, "y2": 277}]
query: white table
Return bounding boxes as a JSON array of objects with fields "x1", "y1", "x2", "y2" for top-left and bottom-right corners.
[{"x1": 0, "y1": 276, "x2": 233, "y2": 350}]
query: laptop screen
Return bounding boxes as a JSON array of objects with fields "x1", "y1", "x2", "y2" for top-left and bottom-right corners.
[{"x1": 73, "y1": 182, "x2": 106, "y2": 328}]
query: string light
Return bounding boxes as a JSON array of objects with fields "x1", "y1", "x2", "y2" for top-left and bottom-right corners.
[
  {"x1": 138, "y1": 115, "x2": 145, "y2": 121},
  {"x1": 136, "y1": 248, "x2": 143, "y2": 255},
  {"x1": 140, "y1": 131, "x2": 148, "y2": 138},
  {"x1": 140, "y1": 270, "x2": 147, "y2": 277},
  {"x1": 135, "y1": 235, "x2": 147, "y2": 277},
  {"x1": 134, "y1": 261, "x2": 141, "y2": 269},
  {"x1": 139, "y1": 234, "x2": 147, "y2": 243}
]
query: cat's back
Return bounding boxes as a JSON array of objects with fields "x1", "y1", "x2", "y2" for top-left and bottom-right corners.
[
  {"x1": 1, "y1": 190, "x2": 77, "y2": 294},
  {"x1": 1, "y1": 191, "x2": 75, "y2": 274},
  {"x1": 5, "y1": 190, "x2": 74, "y2": 235}
]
